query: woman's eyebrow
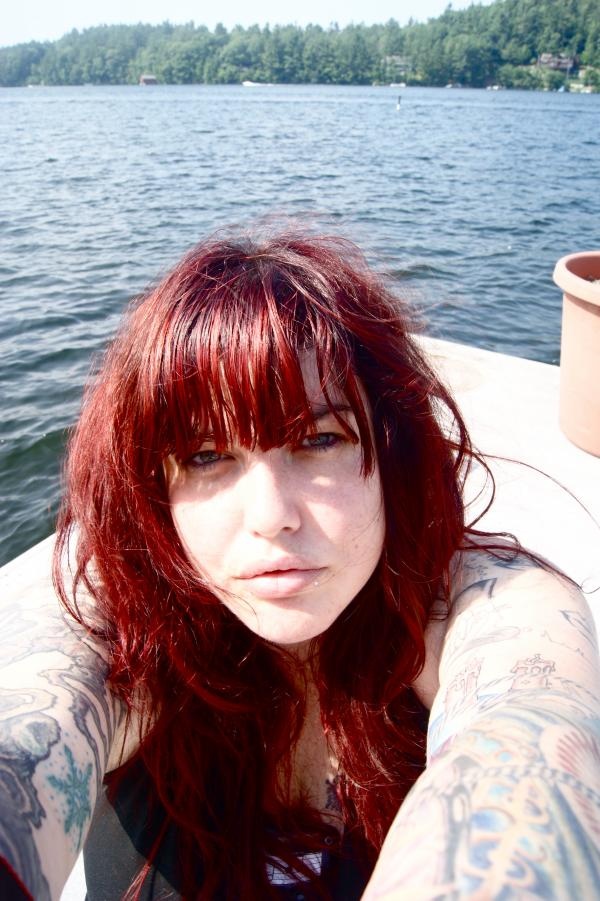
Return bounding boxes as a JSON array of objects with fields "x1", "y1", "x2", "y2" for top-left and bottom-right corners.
[{"x1": 310, "y1": 404, "x2": 353, "y2": 421}]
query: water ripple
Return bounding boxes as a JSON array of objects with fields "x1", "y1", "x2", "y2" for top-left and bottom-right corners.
[{"x1": 1, "y1": 84, "x2": 599, "y2": 564}]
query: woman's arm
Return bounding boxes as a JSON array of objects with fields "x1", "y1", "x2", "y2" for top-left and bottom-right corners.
[
  {"x1": 0, "y1": 540, "x2": 122, "y2": 901},
  {"x1": 363, "y1": 550, "x2": 600, "y2": 899}
]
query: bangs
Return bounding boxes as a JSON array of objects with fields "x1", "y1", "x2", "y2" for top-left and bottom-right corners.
[{"x1": 156, "y1": 274, "x2": 375, "y2": 472}]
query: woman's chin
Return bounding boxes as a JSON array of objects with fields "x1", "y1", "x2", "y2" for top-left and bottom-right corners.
[
  {"x1": 254, "y1": 623, "x2": 326, "y2": 648},
  {"x1": 232, "y1": 607, "x2": 331, "y2": 648}
]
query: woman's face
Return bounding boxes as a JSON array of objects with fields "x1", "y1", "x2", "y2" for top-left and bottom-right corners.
[{"x1": 167, "y1": 359, "x2": 385, "y2": 648}]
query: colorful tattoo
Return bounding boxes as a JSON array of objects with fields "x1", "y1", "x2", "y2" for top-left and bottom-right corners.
[
  {"x1": 363, "y1": 552, "x2": 600, "y2": 900},
  {"x1": 366, "y1": 698, "x2": 600, "y2": 899}
]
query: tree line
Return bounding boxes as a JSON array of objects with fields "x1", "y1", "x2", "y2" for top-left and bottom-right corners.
[{"x1": 1, "y1": 0, "x2": 599, "y2": 89}]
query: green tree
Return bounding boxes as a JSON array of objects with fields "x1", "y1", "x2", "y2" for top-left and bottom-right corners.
[
  {"x1": 1, "y1": 1, "x2": 599, "y2": 90},
  {"x1": 302, "y1": 26, "x2": 337, "y2": 83},
  {"x1": 336, "y1": 26, "x2": 373, "y2": 84},
  {"x1": 0, "y1": 42, "x2": 46, "y2": 86}
]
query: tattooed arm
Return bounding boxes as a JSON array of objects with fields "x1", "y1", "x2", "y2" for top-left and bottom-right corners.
[
  {"x1": 0, "y1": 539, "x2": 122, "y2": 900},
  {"x1": 363, "y1": 550, "x2": 600, "y2": 900}
]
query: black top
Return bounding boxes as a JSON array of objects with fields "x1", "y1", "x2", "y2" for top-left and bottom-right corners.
[
  {"x1": 84, "y1": 755, "x2": 371, "y2": 900},
  {"x1": 84, "y1": 701, "x2": 429, "y2": 900}
]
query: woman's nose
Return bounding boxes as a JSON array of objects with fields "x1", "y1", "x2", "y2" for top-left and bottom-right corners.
[{"x1": 241, "y1": 457, "x2": 301, "y2": 538}]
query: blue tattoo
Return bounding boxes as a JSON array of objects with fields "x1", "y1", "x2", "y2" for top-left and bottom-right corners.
[{"x1": 48, "y1": 745, "x2": 92, "y2": 848}]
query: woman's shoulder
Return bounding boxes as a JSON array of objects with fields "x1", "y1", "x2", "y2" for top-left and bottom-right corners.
[
  {"x1": 0, "y1": 536, "x2": 127, "y2": 897},
  {"x1": 1, "y1": 533, "x2": 113, "y2": 668},
  {"x1": 413, "y1": 540, "x2": 598, "y2": 710},
  {"x1": 448, "y1": 540, "x2": 594, "y2": 635}
]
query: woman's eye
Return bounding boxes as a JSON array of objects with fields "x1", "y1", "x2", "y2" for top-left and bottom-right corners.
[
  {"x1": 300, "y1": 432, "x2": 341, "y2": 451},
  {"x1": 187, "y1": 449, "x2": 227, "y2": 469}
]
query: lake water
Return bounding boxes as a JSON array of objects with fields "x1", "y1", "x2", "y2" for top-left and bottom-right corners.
[{"x1": 1, "y1": 84, "x2": 599, "y2": 565}]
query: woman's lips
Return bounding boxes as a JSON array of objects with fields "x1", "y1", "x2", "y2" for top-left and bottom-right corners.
[{"x1": 237, "y1": 568, "x2": 325, "y2": 600}]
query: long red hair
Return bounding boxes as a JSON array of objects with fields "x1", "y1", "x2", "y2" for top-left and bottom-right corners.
[{"x1": 54, "y1": 230, "x2": 485, "y2": 898}]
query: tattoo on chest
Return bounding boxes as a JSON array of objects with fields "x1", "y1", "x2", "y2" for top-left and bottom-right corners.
[{"x1": 325, "y1": 775, "x2": 342, "y2": 812}]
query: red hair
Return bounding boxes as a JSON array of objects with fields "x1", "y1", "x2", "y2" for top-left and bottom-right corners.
[{"x1": 54, "y1": 230, "x2": 485, "y2": 898}]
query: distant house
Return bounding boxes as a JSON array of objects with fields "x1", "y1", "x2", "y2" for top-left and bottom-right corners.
[
  {"x1": 139, "y1": 74, "x2": 158, "y2": 85},
  {"x1": 537, "y1": 54, "x2": 576, "y2": 72},
  {"x1": 383, "y1": 55, "x2": 412, "y2": 80}
]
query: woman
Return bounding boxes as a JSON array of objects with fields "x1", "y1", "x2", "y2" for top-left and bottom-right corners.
[{"x1": 1, "y1": 229, "x2": 599, "y2": 901}]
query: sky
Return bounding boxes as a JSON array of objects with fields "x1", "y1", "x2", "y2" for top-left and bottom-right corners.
[{"x1": 2, "y1": 0, "x2": 496, "y2": 48}]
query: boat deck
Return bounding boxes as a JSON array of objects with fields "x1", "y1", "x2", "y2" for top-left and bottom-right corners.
[{"x1": 420, "y1": 336, "x2": 599, "y2": 597}]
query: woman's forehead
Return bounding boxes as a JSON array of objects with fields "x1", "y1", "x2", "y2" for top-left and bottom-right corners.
[
  {"x1": 190, "y1": 356, "x2": 356, "y2": 447},
  {"x1": 298, "y1": 352, "x2": 347, "y2": 409}
]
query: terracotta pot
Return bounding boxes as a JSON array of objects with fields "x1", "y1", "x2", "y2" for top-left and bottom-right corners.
[{"x1": 553, "y1": 251, "x2": 600, "y2": 456}]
